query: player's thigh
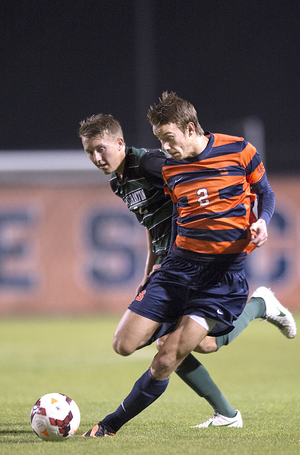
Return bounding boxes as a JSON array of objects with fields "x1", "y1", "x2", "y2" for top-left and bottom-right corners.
[
  {"x1": 165, "y1": 315, "x2": 209, "y2": 358},
  {"x1": 113, "y1": 309, "x2": 161, "y2": 356}
]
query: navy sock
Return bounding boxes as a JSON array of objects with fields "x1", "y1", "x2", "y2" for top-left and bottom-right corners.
[{"x1": 102, "y1": 369, "x2": 169, "y2": 432}]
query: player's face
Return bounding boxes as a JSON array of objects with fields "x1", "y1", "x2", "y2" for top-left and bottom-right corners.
[
  {"x1": 81, "y1": 134, "x2": 125, "y2": 175},
  {"x1": 152, "y1": 123, "x2": 196, "y2": 160}
]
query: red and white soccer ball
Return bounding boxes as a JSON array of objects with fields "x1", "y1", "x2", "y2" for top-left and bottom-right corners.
[{"x1": 30, "y1": 393, "x2": 80, "y2": 441}]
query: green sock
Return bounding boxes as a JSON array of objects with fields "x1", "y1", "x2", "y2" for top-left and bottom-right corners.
[
  {"x1": 216, "y1": 297, "x2": 265, "y2": 350},
  {"x1": 175, "y1": 354, "x2": 236, "y2": 417}
]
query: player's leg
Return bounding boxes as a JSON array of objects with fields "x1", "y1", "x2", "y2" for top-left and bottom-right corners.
[
  {"x1": 175, "y1": 354, "x2": 237, "y2": 417},
  {"x1": 82, "y1": 316, "x2": 211, "y2": 437},
  {"x1": 113, "y1": 309, "x2": 162, "y2": 356},
  {"x1": 82, "y1": 262, "x2": 247, "y2": 437},
  {"x1": 82, "y1": 367, "x2": 170, "y2": 437},
  {"x1": 157, "y1": 330, "x2": 237, "y2": 418},
  {"x1": 150, "y1": 315, "x2": 210, "y2": 380}
]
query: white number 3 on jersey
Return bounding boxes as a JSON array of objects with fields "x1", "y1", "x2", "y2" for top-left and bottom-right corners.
[{"x1": 197, "y1": 188, "x2": 209, "y2": 207}]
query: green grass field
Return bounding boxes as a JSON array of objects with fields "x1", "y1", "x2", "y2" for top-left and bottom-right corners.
[{"x1": 0, "y1": 314, "x2": 299, "y2": 455}]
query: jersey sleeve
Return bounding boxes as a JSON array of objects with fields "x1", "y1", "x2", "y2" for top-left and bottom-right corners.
[
  {"x1": 139, "y1": 150, "x2": 168, "y2": 189},
  {"x1": 243, "y1": 143, "x2": 266, "y2": 185},
  {"x1": 251, "y1": 173, "x2": 275, "y2": 226}
]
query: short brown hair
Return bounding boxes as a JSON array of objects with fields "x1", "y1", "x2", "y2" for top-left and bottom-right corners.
[
  {"x1": 147, "y1": 91, "x2": 204, "y2": 135},
  {"x1": 78, "y1": 114, "x2": 124, "y2": 139}
]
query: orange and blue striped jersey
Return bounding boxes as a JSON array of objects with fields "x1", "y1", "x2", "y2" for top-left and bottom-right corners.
[{"x1": 162, "y1": 132, "x2": 268, "y2": 262}]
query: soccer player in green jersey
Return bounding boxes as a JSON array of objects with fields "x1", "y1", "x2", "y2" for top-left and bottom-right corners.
[{"x1": 78, "y1": 112, "x2": 296, "y2": 434}]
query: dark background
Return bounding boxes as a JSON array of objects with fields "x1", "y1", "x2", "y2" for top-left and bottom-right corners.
[{"x1": 2, "y1": 0, "x2": 300, "y2": 173}]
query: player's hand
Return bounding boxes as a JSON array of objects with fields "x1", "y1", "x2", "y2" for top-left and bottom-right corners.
[
  {"x1": 151, "y1": 264, "x2": 161, "y2": 273},
  {"x1": 249, "y1": 218, "x2": 268, "y2": 247}
]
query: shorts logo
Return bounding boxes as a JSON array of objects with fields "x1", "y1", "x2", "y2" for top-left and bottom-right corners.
[{"x1": 136, "y1": 290, "x2": 146, "y2": 301}]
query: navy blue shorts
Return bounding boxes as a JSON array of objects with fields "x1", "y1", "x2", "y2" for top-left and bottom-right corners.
[{"x1": 129, "y1": 251, "x2": 249, "y2": 338}]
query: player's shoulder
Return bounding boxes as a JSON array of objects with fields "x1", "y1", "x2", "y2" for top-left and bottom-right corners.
[
  {"x1": 133, "y1": 147, "x2": 169, "y2": 173},
  {"x1": 212, "y1": 132, "x2": 245, "y2": 147},
  {"x1": 128, "y1": 146, "x2": 148, "y2": 159},
  {"x1": 210, "y1": 133, "x2": 252, "y2": 156},
  {"x1": 123, "y1": 147, "x2": 150, "y2": 169}
]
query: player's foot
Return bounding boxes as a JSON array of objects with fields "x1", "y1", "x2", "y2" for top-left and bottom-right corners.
[
  {"x1": 251, "y1": 286, "x2": 297, "y2": 339},
  {"x1": 81, "y1": 421, "x2": 116, "y2": 438},
  {"x1": 191, "y1": 410, "x2": 243, "y2": 428}
]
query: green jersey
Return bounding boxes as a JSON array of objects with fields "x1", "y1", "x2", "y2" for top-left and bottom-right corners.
[{"x1": 110, "y1": 147, "x2": 173, "y2": 258}]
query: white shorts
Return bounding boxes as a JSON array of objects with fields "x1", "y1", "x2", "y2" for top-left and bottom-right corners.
[{"x1": 188, "y1": 315, "x2": 217, "y2": 332}]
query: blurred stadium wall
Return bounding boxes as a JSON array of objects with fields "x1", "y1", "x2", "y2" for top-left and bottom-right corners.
[{"x1": 0, "y1": 151, "x2": 299, "y2": 315}]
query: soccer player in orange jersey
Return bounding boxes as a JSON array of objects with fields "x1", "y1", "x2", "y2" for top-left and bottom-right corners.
[{"x1": 82, "y1": 93, "x2": 295, "y2": 437}]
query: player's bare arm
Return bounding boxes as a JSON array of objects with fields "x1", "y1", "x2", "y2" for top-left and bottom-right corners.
[{"x1": 136, "y1": 230, "x2": 160, "y2": 294}]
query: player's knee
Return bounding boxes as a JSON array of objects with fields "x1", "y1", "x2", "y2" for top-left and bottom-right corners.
[
  {"x1": 151, "y1": 354, "x2": 172, "y2": 378},
  {"x1": 112, "y1": 336, "x2": 134, "y2": 356},
  {"x1": 194, "y1": 336, "x2": 218, "y2": 354},
  {"x1": 150, "y1": 349, "x2": 182, "y2": 379},
  {"x1": 156, "y1": 335, "x2": 167, "y2": 351}
]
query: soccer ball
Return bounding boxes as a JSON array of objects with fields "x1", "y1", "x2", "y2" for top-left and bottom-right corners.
[{"x1": 30, "y1": 393, "x2": 80, "y2": 441}]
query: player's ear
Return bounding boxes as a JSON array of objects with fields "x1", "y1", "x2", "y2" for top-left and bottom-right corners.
[
  {"x1": 117, "y1": 137, "x2": 125, "y2": 147},
  {"x1": 187, "y1": 122, "x2": 195, "y2": 136}
]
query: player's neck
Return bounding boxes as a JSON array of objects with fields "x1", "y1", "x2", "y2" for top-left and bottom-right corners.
[
  {"x1": 115, "y1": 146, "x2": 126, "y2": 178},
  {"x1": 198, "y1": 135, "x2": 209, "y2": 153},
  {"x1": 188, "y1": 135, "x2": 209, "y2": 158}
]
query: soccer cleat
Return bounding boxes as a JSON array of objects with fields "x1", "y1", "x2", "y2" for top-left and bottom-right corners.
[
  {"x1": 191, "y1": 410, "x2": 243, "y2": 428},
  {"x1": 81, "y1": 421, "x2": 116, "y2": 438},
  {"x1": 251, "y1": 286, "x2": 297, "y2": 339}
]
